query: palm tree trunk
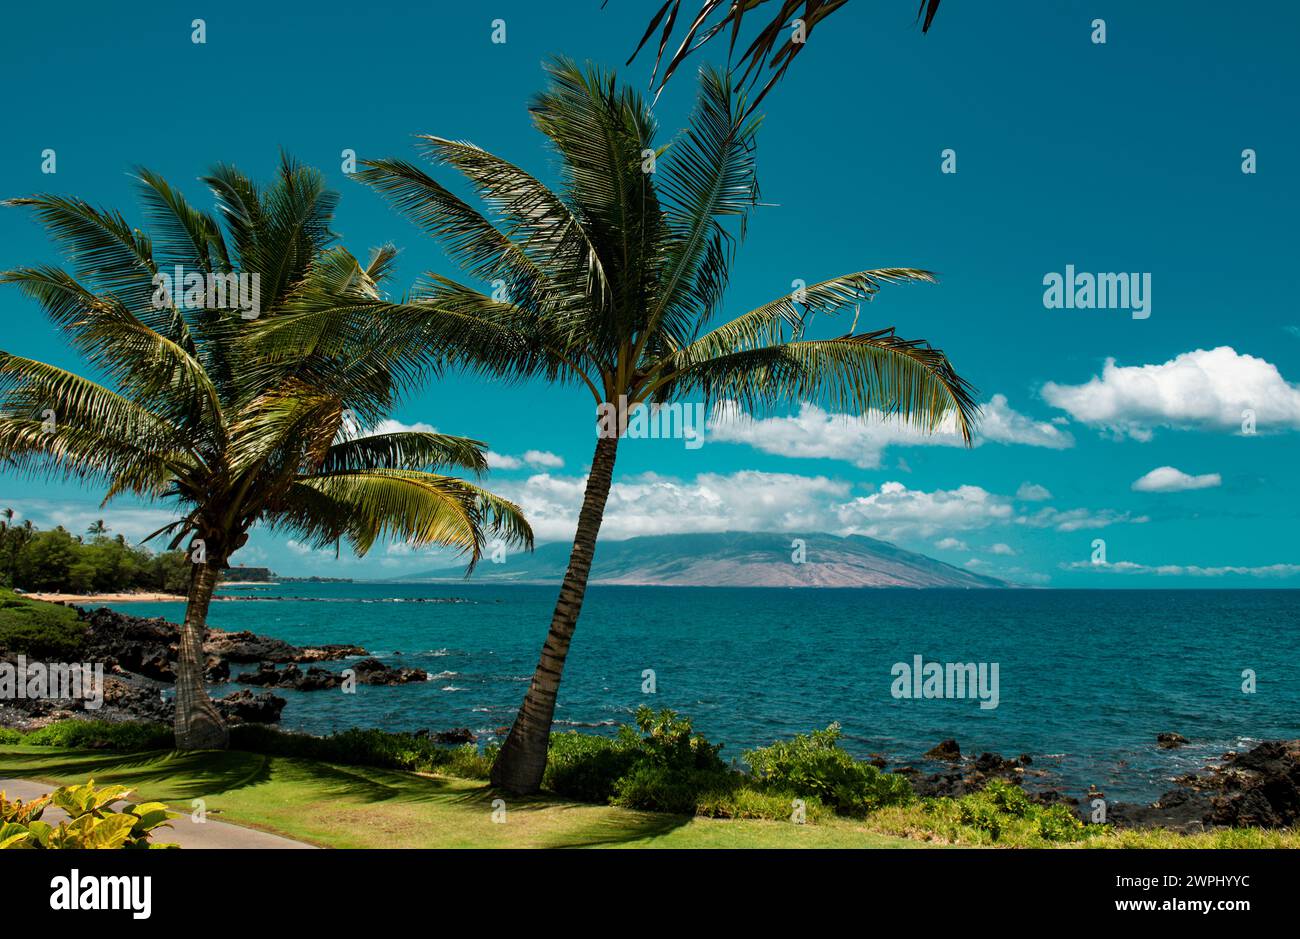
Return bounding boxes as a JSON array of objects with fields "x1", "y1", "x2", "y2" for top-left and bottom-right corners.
[
  {"x1": 173, "y1": 560, "x2": 229, "y2": 750},
  {"x1": 491, "y1": 433, "x2": 620, "y2": 793}
]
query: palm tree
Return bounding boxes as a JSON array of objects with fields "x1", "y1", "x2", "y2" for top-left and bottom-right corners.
[
  {"x1": 272, "y1": 59, "x2": 976, "y2": 793},
  {"x1": 0, "y1": 156, "x2": 533, "y2": 750},
  {"x1": 619, "y1": 0, "x2": 944, "y2": 114},
  {"x1": 86, "y1": 519, "x2": 108, "y2": 537}
]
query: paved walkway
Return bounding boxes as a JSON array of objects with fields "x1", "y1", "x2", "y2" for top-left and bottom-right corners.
[{"x1": 0, "y1": 778, "x2": 316, "y2": 849}]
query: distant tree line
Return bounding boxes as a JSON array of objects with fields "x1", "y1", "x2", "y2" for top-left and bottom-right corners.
[{"x1": 0, "y1": 510, "x2": 190, "y2": 594}]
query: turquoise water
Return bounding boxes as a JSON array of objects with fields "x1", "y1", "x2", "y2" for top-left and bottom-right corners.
[{"x1": 113, "y1": 585, "x2": 1300, "y2": 802}]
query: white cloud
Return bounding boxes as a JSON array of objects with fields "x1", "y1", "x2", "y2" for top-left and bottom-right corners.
[
  {"x1": 1131, "y1": 466, "x2": 1222, "y2": 493},
  {"x1": 494, "y1": 471, "x2": 853, "y2": 542},
  {"x1": 3, "y1": 499, "x2": 181, "y2": 543},
  {"x1": 370, "y1": 419, "x2": 437, "y2": 435},
  {"x1": 989, "y1": 543, "x2": 1017, "y2": 556},
  {"x1": 834, "y1": 481, "x2": 1015, "y2": 539},
  {"x1": 707, "y1": 394, "x2": 1071, "y2": 469},
  {"x1": 496, "y1": 472, "x2": 1143, "y2": 546},
  {"x1": 1015, "y1": 506, "x2": 1148, "y2": 533},
  {"x1": 521, "y1": 449, "x2": 564, "y2": 469},
  {"x1": 1042, "y1": 347, "x2": 1300, "y2": 439},
  {"x1": 489, "y1": 450, "x2": 566, "y2": 471},
  {"x1": 1015, "y1": 482, "x2": 1052, "y2": 502},
  {"x1": 1067, "y1": 560, "x2": 1300, "y2": 578}
]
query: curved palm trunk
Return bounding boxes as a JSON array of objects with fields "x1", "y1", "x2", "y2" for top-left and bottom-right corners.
[
  {"x1": 491, "y1": 433, "x2": 619, "y2": 793},
  {"x1": 173, "y1": 561, "x2": 229, "y2": 750}
]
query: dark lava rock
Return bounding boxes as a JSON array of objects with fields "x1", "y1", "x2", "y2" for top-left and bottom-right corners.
[
  {"x1": 235, "y1": 663, "x2": 341, "y2": 691},
  {"x1": 75, "y1": 606, "x2": 364, "y2": 679},
  {"x1": 215, "y1": 690, "x2": 285, "y2": 724},
  {"x1": 1109, "y1": 740, "x2": 1300, "y2": 831},
  {"x1": 432, "y1": 728, "x2": 476, "y2": 744},
  {"x1": 923, "y1": 739, "x2": 961, "y2": 761},
  {"x1": 1157, "y1": 732, "x2": 1189, "y2": 749},
  {"x1": 350, "y1": 658, "x2": 428, "y2": 686},
  {"x1": 909, "y1": 748, "x2": 1031, "y2": 799}
]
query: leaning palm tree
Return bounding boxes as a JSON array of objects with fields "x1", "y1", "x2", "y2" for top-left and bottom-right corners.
[
  {"x1": 0, "y1": 157, "x2": 532, "y2": 750},
  {"x1": 268, "y1": 58, "x2": 976, "y2": 792}
]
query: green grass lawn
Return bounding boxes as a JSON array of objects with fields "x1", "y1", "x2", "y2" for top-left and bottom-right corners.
[
  {"x1": 4, "y1": 745, "x2": 1295, "y2": 848},
  {"x1": 0, "y1": 745, "x2": 919, "y2": 848}
]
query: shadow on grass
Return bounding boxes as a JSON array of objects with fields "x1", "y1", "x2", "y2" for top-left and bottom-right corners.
[
  {"x1": 440, "y1": 782, "x2": 693, "y2": 847},
  {"x1": 0, "y1": 748, "x2": 274, "y2": 801}
]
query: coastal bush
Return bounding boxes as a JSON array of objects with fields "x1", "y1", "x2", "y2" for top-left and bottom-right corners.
[
  {"x1": 0, "y1": 728, "x2": 22, "y2": 744},
  {"x1": 545, "y1": 707, "x2": 739, "y2": 814},
  {"x1": 694, "y1": 786, "x2": 831, "y2": 822},
  {"x1": 0, "y1": 779, "x2": 177, "y2": 849},
  {"x1": 543, "y1": 732, "x2": 638, "y2": 803},
  {"x1": 21, "y1": 720, "x2": 172, "y2": 751},
  {"x1": 0, "y1": 589, "x2": 86, "y2": 658},
  {"x1": 901, "y1": 785, "x2": 1101, "y2": 845},
  {"x1": 1036, "y1": 803, "x2": 1090, "y2": 842},
  {"x1": 743, "y1": 723, "x2": 914, "y2": 816}
]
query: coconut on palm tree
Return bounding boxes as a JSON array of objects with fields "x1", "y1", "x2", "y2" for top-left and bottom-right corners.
[
  {"x1": 0, "y1": 156, "x2": 533, "y2": 750},
  {"x1": 269, "y1": 58, "x2": 976, "y2": 793}
]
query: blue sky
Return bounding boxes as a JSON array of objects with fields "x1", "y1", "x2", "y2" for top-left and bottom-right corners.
[{"x1": 2, "y1": 0, "x2": 1298, "y2": 585}]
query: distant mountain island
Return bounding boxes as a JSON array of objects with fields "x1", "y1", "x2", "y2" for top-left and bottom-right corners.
[{"x1": 405, "y1": 531, "x2": 1011, "y2": 588}]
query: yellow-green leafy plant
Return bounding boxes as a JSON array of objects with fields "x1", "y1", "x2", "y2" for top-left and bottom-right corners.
[{"x1": 0, "y1": 779, "x2": 178, "y2": 849}]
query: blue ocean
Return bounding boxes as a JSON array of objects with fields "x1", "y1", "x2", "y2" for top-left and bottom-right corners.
[{"x1": 111, "y1": 585, "x2": 1299, "y2": 803}]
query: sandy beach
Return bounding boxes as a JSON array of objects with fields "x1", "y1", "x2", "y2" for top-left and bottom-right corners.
[{"x1": 27, "y1": 591, "x2": 186, "y2": 604}]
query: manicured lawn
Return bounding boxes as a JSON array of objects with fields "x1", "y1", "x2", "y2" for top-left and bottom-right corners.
[{"x1": 0, "y1": 746, "x2": 918, "y2": 848}]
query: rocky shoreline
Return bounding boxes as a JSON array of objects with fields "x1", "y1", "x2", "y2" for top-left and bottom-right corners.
[
  {"x1": 896, "y1": 736, "x2": 1300, "y2": 832},
  {"x1": 0, "y1": 604, "x2": 426, "y2": 731}
]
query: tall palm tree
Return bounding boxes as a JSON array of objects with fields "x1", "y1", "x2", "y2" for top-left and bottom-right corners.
[
  {"x1": 0, "y1": 157, "x2": 532, "y2": 749},
  {"x1": 86, "y1": 519, "x2": 108, "y2": 537},
  {"x1": 270, "y1": 59, "x2": 976, "y2": 792}
]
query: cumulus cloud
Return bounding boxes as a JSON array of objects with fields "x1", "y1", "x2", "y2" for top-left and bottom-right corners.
[
  {"x1": 1015, "y1": 482, "x2": 1052, "y2": 502},
  {"x1": 1066, "y1": 560, "x2": 1300, "y2": 578},
  {"x1": 1131, "y1": 466, "x2": 1221, "y2": 493},
  {"x1": 707, "y1": 394, "x2": 1071, "y2": 469},
  {"x1": 494, "y1": 471, "x2": 1144, "y2": 545},
  {"x1": 1042, "y1": 347, "x2": 1300, "y2": 439},
  {"x1": 834, "y1": 481, "x2": 1015, "y2": 538},
  {"x1": 488, "y1": 449, "x2": 565, "y2": 471},
  {"x1": 521, "y1": 449, "x2": 564, "y2": 469},
  {"x1": 493, "y1": 471, "x2": 853, "y2": 542},
  {"x1": 369, "y1": 418, "x2": 437, "y2": 435},
  {"x1": 989, "y1": 543, "x2": 1018, "y2": 556}
]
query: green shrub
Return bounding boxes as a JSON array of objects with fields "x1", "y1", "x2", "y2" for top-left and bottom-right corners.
[
  {"x1": 544, "y1": 708, "x2": 736, "y2": 815},
  {"x1": 958, "y1": 799, "x2": 1004, "y2": 840},
  {"x1": 0, "y1": 779, "x2": 177, "y2": 849},
  {"x1": 0, "y1": 728, "x2": 22, "y2": 745},
  {"x1": 543, "y1": 731, "x2": 638, "y2": 803},
  {"x1": 21, "y1": 720, "x2": 172, "y2": 751},
  {"x1": 1037, "y1": 803, "x2": 1090, "y2": 842},
  {"x1": 743, "y1": 723, "x2": 913, "y2": 816},
  {"x1": 0, "y1": 589, "x2": 86, "y2": 658},
  {"x1": 983, "y1": 778, "x2": 1032, "y2": 818},
  {"x1": 694, "y1": 786, "x2": 830, "y2": 822}
]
